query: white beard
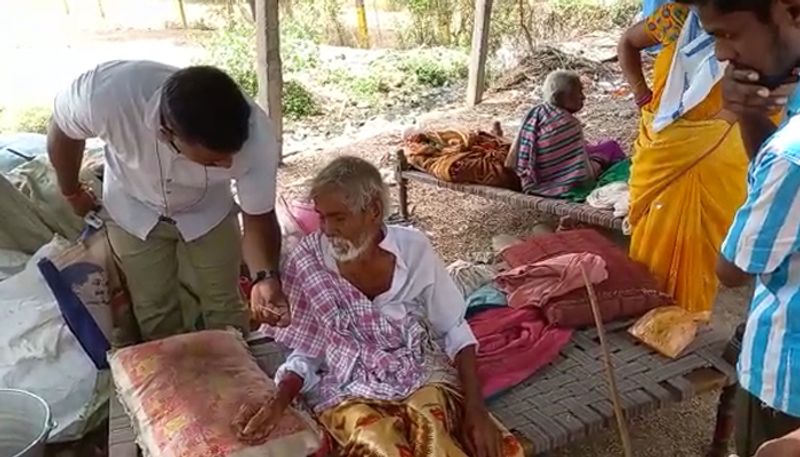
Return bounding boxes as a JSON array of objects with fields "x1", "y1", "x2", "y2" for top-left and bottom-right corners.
[{"x1": 328, "y1": 235, "x2": 371, "y2": 262}]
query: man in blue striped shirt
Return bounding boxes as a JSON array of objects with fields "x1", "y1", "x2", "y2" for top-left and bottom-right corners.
[{"x1": 689, "y1": 0, "x2": 800, "y2": 455}]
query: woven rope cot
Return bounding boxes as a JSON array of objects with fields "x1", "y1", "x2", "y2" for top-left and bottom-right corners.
[{"x1": 393, "y1": 150, "x2": 624, "y2": 232}]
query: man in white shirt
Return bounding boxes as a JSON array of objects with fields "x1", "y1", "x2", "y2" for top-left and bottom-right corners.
[
  {"x1": 48, "y1": 60, "x2": 289, "y2": 341},
  {"x1": 234, "y1": 157, "x2": 522, "y2": 457}
]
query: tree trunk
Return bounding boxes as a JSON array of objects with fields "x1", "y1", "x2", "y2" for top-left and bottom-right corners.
[
  {"x1": 255, "y1": 0, "x2": 284, "y2": 162},
  {"x1": 354, "y1": 0, "x2": 370, "y2": 48},
  {"x1": 175, "y1": 0, "x2": 188, "y2": 29},
  {"x1": 248, "y1": 0, "x2": 256, "y2": 20}
]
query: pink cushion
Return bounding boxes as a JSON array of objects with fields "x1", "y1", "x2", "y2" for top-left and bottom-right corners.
[
  {"x1": 109, "y1": 330, "x2": 321, "y2": 457},
  {"x1": 288, "y1": 200, "x2": 320, "y2": 234},
  {"x1": 501, "y1": 230, "x2": 672, "y2": 327}
]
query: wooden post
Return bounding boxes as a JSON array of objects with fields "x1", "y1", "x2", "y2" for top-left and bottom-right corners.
[
  {"x1": 355, "y1": 0, "x2": 370, "y2": 48},
  {"x1": 175, "y1": 0, "x2": 188, "y2": 29},
  {"x1": 255, "y1": 0, "x2": 284, "y2": 162},
  {"x1": 248, "y1": 0, "x2": 256, "y2": 20},
  {"x1": 394, "y1": 150, "x2": 410, "y2": 221},
  {"x1": 466, "y1": 0, "x2": 493, "y2": 106}
]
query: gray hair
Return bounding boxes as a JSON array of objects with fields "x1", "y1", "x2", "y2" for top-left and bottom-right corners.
[
  {"x1": 310, "y1": 156, "x2": 390, "y2": 218},
  {"x1": 542, "y1": 70, "x2": 581, "y2": 105}
]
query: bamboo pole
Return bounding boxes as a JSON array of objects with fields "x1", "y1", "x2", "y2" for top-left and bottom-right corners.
[
  {"x1": 175, "y1": 0, "x2": 188, "y2": 29},
  {"x1": 355, "y1": 0, "x2": 370, "y2": 48},
  {"x1": 581, "y1": 265, "x2": 634, "y2": 457}
]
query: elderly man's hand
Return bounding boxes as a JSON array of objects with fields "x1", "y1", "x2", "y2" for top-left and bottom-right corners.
[
  {"x1": 462, "y1": 402, "x2": 504, "y2": 457},
  {"x1": 722, "y1": 66, "x2": 798, "y2": 119},
  {"x1": 233, "y1": 398, "x2": 289, "y2": 445},
  {"x1": 250, "y1": 278, "x2": 290, "y2": 327}
]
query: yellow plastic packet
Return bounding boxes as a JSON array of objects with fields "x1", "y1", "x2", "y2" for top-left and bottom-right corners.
[{"x1": 628, "y1": 306, "x2": 703, "y2": 359}]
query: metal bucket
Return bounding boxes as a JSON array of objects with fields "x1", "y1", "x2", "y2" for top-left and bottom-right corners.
[{"x1": 0, "y1": 389, "x2": 55, "y2": 457}]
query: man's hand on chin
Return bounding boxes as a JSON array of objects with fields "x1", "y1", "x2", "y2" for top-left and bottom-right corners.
[
  {"x1": 250, "y1": 278, "x2": 290, "y2": 327},
  {"x1": 462, "y1": 399, "x2": 503, "y2": 457}
]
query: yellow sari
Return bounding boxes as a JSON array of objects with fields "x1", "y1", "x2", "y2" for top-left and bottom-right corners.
[{"x1": 629, "y1": 4, "x2": 751, "y2": 314}]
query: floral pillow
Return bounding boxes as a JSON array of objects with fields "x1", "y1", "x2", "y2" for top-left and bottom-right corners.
[{"x1": 109, "y1": 329, "x2": 321, "y2": 457}]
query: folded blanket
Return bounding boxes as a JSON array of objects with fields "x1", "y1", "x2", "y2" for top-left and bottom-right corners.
[
  {"x1": 470, "y1": 307, "x2": 572, "y2": 398},
  {"x1": 465, "y1": 284, "x2": 507, "y2": 319},
  {"x1": 495, "y1": 252, "x2": 608, "y2": 309},
  {"x1": 586, "y1": 182, "x2": 630, "y2": 218}
]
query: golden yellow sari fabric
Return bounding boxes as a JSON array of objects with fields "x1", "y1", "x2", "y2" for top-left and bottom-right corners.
[
  {"x1": 629, "y1": 3, "x2": 751, "y2": 314},
  {"x1": 629, "y1": 112, "x2": 747, "y2": 314},
  {"x1": 318, "y1": 384, "x2": 526, "y2": 457}
]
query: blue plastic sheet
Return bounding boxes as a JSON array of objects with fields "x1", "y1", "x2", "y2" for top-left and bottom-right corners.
[{"x1": 0, "y1": 133, "x2": 47, "y2": 172}]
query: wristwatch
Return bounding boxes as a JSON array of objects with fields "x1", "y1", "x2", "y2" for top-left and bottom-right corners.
[{"x1": 251, "y1": 269, "x2": 279, "y2": 285}]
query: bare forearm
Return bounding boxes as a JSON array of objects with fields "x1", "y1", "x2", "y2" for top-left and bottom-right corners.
[
  {"x1": 455, "y1": 345, "x2": 484, "y2": 407},
  {"x1": 618, "y1": 43, "x2": 646, "y2": 92},
  {"x1": 47, "y1": 119, "x2": 86, "y2": 195},
  {"x1": 716, "y1": 256, "x2": 752, "y2": 288},
  {"x1": 739, "y1": 113, "x2": 778, "y2": 160},
  {"x1": 242, "y1": 211, "x2": 282, "y2": 274},
  {"x1": 617, "y1": 22, "x2": 657, "y2": 99},
  {"x1": 275, "y1": 371, "x2": 303, "y2": 409}
]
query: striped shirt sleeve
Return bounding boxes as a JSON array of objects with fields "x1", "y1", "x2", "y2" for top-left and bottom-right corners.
[{"x1": 721, "y1": 151, "x2": 800, "y2": 274}]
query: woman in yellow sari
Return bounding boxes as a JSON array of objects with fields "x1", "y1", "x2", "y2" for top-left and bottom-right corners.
[{"x1": 618, "y1": 2, "x2": 773, "y2": 315}]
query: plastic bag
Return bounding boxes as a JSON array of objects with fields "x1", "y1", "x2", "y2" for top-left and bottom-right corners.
[
  {"x1": 628, "y1": 306, "x2": 700, "y2": 359},
  {"x1": 37, "y1": 227, "x2": 139, "y2": 369},
  {"x1": 0, "y1": 236, "x2": 109, "y2": 442}
]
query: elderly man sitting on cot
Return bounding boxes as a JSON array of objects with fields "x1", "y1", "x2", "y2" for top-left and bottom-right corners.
[
  {"x1": 234, "y1": 156, "x2": 523, "y2": 457},
  {"x1": 505, "y1": 70, "x2": 625, "y2": 198}
]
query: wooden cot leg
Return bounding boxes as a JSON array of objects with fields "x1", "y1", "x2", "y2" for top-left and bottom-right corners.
[
  {"x1": 707, "y1": 384, "x2": 737, "y2": 457},
  {"x1": 394, "y1": 149, "x2": 410, "y2": 221}
]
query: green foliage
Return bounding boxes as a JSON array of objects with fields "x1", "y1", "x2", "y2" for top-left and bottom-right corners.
[
  {"x1": 396, "y1": 0, "x2": 638, "y2": 49},
  {"x1": 1, "y1": 106, "x2": 51, "y2": 134},
  {"x1": 323, "y1": 50, "x2": 467, "y2": 107},
  {"x1": 283, "y1": 80, "x2": 319, "y2": 120},
  {"x1": 200, "y1": 17, "x2": 322, "y2": 119},
  {"x1": 400, "y1": 54, "x2": 468, "y2": 87},
  {"x1": 204, "y1": 20, "x2": 258, "y2": 97}
]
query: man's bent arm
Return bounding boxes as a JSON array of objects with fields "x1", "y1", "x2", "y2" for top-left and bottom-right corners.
[
  {"x1": 47, "y1": 119, "x2": 86, "y2": 196},
  {"x1": 716, "y1": 256, "x2": 753, "y2": 289},
  {"x1": 739, "y1": 113, "x2": 778, "y2": 160},
  {"x1": 455, "y1": 345, "x2": 485, "y2": 407},
  {"x1": 241, "y1": 211, "x2": 282, "y2": 274}
]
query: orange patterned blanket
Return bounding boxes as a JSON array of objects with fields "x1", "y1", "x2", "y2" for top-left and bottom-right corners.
[{"x1": 403, "y1": 128, "x2": 521, "y2": 190}]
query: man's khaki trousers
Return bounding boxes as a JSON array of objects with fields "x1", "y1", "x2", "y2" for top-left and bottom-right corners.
[{"x1": 107, "y1": 212, "x2": 247, "y2": 341}]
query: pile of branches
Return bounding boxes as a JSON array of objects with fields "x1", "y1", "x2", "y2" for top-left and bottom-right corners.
[{"x1": 493, "y1": 45, "x2": 615, "y2": 91}]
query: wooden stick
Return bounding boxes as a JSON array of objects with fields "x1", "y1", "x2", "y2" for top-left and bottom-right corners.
[{"x1": 580, "y1": 265, "x2": 634, "y2": 457}]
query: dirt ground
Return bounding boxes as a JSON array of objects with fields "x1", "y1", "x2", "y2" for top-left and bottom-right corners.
[
  {"x1": 13, "y1": 3, "x2": 749, "y2": 454},
  {"x1": 276, "y1": 77, "x2": 749, "y2": 457}
]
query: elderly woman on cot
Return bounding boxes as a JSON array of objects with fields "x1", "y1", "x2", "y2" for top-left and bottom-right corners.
[{"x1": 505, "y1": 70, "x2": 625, "y2": 198}]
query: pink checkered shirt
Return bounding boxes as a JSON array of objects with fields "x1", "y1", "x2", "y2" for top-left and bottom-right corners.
[{"x1": 265, "y1": 228, "x2": 466, "y2": 411}]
